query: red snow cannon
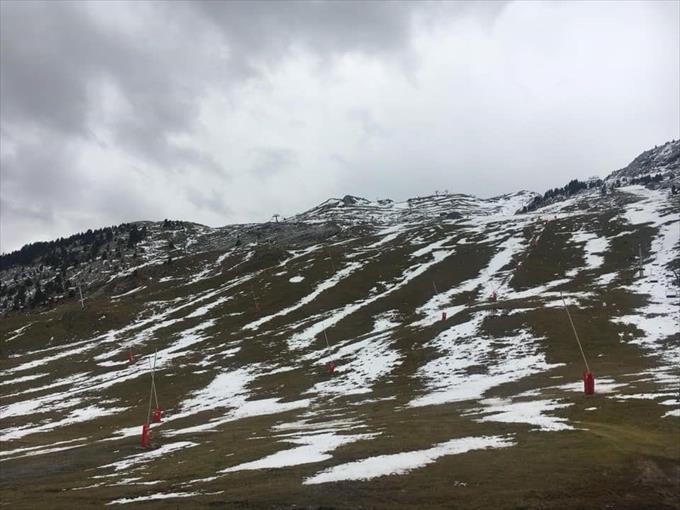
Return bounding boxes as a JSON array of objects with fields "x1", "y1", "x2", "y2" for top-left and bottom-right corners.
[
  {"x1": 152, "y1": 407, "x2": 162, "y2": 423},
  {"x1": 128, "y1": 351, "x2": 135, "y2": 364},
  {"x1": 490, "y1": 291, "x2": 497, "y2": 302},
  {"x1": 441, "y1": 311, "x2": 447, "y2": 321},
  {"x1": 141, "y1": 422, "x2": 151, "y2": 448},
  {"x1": 326, "y1": 361, "x2": 337, "y2": 375},
  {"x1": 583, "y1": 371, "x2": 595, "y2": 395}
]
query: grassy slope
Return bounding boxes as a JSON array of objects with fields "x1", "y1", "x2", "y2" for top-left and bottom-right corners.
[{"x1": 0, "y1": 187, "x2": 678, "y2": 509}]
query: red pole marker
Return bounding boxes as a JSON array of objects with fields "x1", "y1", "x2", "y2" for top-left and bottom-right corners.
[
  {"x1": 583, "y1": 371, "x2": 595, "y2": 395},
  {"x1": 152, "y1": 407, "x2": 162, "y2": 423},
  {"x1": 141, "y1": 422, "x2": 151, "y2": 448},
  {"x1": 128, "y1": 350, "x2": 135, "y2": 364},
  {"x1": 441, "y1": 311, "x2": 447, "y2": 321}
]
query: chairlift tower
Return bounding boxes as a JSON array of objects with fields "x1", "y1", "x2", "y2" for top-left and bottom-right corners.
[
  {"x1": 69, "y1": 285, "x2": 85, "y2": 309},
  {"x1": 637, "y1": 244, "x2": 644, "y2": 276}
]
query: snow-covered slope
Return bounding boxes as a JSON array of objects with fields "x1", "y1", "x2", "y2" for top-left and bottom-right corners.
[
  {"x1": 293, "y1": 191, "x2": 539, "y2": 225},
  {"x1": 607, "y1": 139, "x2": 680, "y2": 183}
]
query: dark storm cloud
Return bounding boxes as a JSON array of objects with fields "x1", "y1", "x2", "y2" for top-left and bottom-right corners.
[
  {"x1": 1, "y1": 0, "x2": 498, "y2": 165},
  {"x1": 193, "y1": 0, "x2": 416, "y2": 61},
  {"x1": 1, "y1": 2, "x2": 93, "y2": 134},
  {"x1": 0, "y1": 0, "x2": 437, "y2": 166},
  {"x1": 0, "y1": 1, "x2": 227, "y2": 171}
]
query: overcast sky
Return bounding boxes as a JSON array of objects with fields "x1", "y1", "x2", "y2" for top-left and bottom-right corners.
[{"x1": 1, "y1": 0, "x2": 678, "y2": 253}]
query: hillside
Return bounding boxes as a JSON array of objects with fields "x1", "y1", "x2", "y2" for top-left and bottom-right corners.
[{"x1": 0, "y1": 142, "x2": 679, "y2": 509}]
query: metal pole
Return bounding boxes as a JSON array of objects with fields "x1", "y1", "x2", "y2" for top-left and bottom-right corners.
[
  {"x1": 638, "y1": 244, "x2": 643, "y2": 275},
  {"x1": 147, "y1": 354, "x2": 156, "y2": 423},
  {"x1": 561, "y1": 294, "x2": 590, "y2": 372},
  {"x1": 251, "y1": 283, "x2": 260, "y2": 312},
  {"x1": 328, "y1": 246, "x2": 335, "y2": 272},
  {"x1": 151, "y1": 351, "x2": 159, "y2": 408}
]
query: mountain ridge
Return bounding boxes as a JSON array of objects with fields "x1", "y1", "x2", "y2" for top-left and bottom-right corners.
[{"x1": 2, "y1": 140, "x2": 678, "y2": 317}]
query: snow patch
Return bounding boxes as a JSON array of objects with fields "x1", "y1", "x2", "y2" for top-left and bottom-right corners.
[{"x1": 304, "y1": 435, "x2": 514, "y2": 484}]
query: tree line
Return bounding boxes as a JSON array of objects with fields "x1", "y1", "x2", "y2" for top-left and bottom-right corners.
[
  {"x1": 0, "y1": 223, "x2": 149, "y2": 272},
  {"x1": 520, "y1": 178, "x2": 603, "y2": 213}
]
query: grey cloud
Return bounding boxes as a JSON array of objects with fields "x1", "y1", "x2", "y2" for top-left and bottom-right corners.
[
  {"x1": 250, "y1": 147, "x2": 297, "y2": 179},
  {"x1": 185, "y1": 187, "x2": 232, "y2": 217},
  {"x1": 0, "y1": 0, "x2": 433, "y2": 164},
  {"x1": 0, "y1": 125, "x2": 158, "y2": 248},
  {"x1": 347, "y1": 109, "x2": 385, "y2": 141},
  {"x1": 192, "y1": 1, "x2": 509, "y2": 64},
  {"x1": 1, "y1": 200, "x2": 55, "y2": 226},
  {"x1": 193, "y1": 1, "x2": 416, "y2": 61},
  {"x1": 0, "y1": 0, "x2": 233, "y2": 251},
  {"x1": 0, "y1": 2, "x2": 95, "y2": 134},
  {"x1": 0, "y1": 201, "x2": 55, "y2": 250},
  {"x1": 1, "y1": 0, "x2": 227, "y2": 173},
  {"x1": 0, "y1": 129, "x2": 87, "y2": 220}
]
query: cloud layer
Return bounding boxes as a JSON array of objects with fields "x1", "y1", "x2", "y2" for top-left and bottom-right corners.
[{"x1": 1, "y1": 0, "x2": 678, "y2": 252}]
